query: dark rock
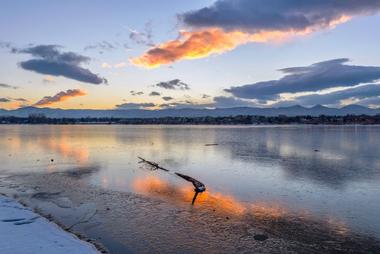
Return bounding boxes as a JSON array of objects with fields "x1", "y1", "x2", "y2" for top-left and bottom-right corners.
[{"x1": 254, "y1": 234, "x2": 268, "y2": 241}]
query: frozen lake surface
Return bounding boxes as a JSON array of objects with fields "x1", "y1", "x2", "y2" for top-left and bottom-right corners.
[{"x1": 1, "y1": 125, "x2": 379, "y2": 253}]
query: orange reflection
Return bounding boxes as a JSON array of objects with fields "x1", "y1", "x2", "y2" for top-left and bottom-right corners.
[
  {"x1": 132, "y1": 175, "x2": 350, "y2": 234},
  {"x1": 133, "y1": 175, "x2": 279, "y2": 217},
  {"x1": 40, "y1": 138, "x2": 89, "y2": 164}
]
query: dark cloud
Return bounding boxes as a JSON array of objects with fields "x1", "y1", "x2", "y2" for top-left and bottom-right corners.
[
  {"x1": 34, "y1": 89, "x2": 86, "y2": 107},
  {"x1": 202, "y1": 94, "x2": 211, "y2": 99},
  {"x1": 162, "y1": 96, "x2": 174, "y2": 101},
  {"x1": 130, "y1": 90, "x2": 144, "y2": 96},
  {"x1": 226, "y1": 59, "x2": 380, "y2": 101},
  {"x1": 155, "y1": 79, "x2": 190, "y2": 90},
  {"x1": 181, "y1": 0, "x2": 380, "y2": 32},
  {"x1": 0, "y1": 98, "x2": 11, "y2": 103},
  {"x1": 149, "y1": 91, "x2": 161, "y2": 96},
  {"x1": 115, "y1": 102, "x2": 156, "y2": 110},
  {"x1": 15, "y1": 45, "x2": 107, "y2": 85},
  {"x1": 0, "y1": 83, "x2": 18, "y2": 89}
]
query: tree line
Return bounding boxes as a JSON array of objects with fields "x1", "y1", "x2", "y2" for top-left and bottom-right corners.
[{"x1": 1, "y1": 113, "x2": 380, "y2": 125}]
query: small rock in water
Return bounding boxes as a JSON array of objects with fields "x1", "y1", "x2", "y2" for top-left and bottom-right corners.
[
  {"x1": 314, "y1": 149, "x2": 320, "y2": 152},
  {"x1": 254, "y1": 234, "x2": 268, "y2": 241}
]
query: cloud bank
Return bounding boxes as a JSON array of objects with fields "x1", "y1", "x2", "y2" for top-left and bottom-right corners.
[
  {"x1": 34, "y1": 89, "x2": 87, "y2": 107},
  {"x1": 132, "y1": 0, "x2": 380, "y2": 67},
  {"x1": 226, "y1": 59, "x2": 380, "y2": 101},
  {"x1": 16, "y1": 45, "x2": 107, "y2": 84}
]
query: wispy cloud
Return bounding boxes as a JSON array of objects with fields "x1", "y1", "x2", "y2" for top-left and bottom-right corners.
[
  {"x1": 130, "y1": 90, "x2": 144, "y2": 96},
  {"x1": 0, "y1": 97, "x2": 29, "y2": 108},
  {"x1": 0, "y1": 83, "x2": 18, "y2": 89},
  {"x1": 0, "y1": 41, "x2": 13, "y2": 49},
  {"x1": 115, "y1": 102, "x2": 156, "y2": 110},
  {"x1": 273, "y1": 84, "x2": 380, "y2": 107},
  {"x1": 128, "y1": 21, "x2": 154, "y2": 46},
  {"x1": 42, "y1": 75, "x2": 55, "y2": 83},
  {"x1": 102, "y1": 62, "x2": 127, "y2": 69},
  {"x1": 114, "y1": 62, "x2": 127, "y2": 68},
  {"x1": 84, "y1": 40, "x2": 116, "y2": 52},
  {"x1": 34, "y1": 89, "x2": 87, "y2": 107}
]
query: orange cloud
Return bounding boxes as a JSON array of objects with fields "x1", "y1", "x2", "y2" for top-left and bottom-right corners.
[
  {"x1": 131, "y1": 15, "x2": 351, "y2": 68},
  {"x1": 34, "y1": 89, "x2": 87, "y2": 107}
]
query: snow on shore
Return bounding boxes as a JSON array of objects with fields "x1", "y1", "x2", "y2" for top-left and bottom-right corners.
[{"x1": 0, "y1": 195, "x2": 99, "y2": 254}]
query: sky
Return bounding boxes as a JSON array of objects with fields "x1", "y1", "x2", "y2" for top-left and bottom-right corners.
[{"x1": 1, "y1": 0, "x2": 380, "y2": 110}]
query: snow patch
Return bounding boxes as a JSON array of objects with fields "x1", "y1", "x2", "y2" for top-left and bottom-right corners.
[{"x1": 0, "y1": 195, "x2": 99, "y2": 254}]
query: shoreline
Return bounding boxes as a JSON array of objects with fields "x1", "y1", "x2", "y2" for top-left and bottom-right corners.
[
  {"x1": 1, "y1": 171, "x2": 380, "y2": 253},
  {"x1": 0, "y1": 194, "x2": 104, "y2": 254}
]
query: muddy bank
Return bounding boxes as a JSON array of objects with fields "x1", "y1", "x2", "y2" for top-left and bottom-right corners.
[{"x1": 1, "y1": 171, "x2": 379, "y2": 254}]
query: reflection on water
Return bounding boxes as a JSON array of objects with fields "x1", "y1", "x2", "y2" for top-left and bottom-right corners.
[
  {"x1": 1, "y1": 125, "x2": 380, "y2": 238},
  {"x1": 132, "y1": 175, "x2": 352, "y2": 237}
]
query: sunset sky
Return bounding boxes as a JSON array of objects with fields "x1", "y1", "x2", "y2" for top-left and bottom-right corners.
[{"x1": 1, "y1": 0, "x2": 380, "y2": 110}]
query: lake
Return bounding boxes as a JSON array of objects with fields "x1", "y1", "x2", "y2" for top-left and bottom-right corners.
[{"x1": 1, "y1": 125, "x2": 380, "y2": 253}]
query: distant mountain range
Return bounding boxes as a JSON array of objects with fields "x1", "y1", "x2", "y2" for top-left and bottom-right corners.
[{"x1": 1, "y1": 105, "x2": 380, "y2": 118}]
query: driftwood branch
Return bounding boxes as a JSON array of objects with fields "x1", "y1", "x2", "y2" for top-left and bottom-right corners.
[
  {"x1": 138, "y1": 157, "x2": 169, "y2": 172},
  {"x1": 175, "y1": 172, "x2": 206, "y2": 193},
  {"x1": 138, "y1": 157, "x2": 206, "y2": 196}
]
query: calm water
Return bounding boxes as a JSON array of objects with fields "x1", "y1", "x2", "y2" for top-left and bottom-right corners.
[{"x1": 1, "y1": 125, "x2": 380, "y2": 238}]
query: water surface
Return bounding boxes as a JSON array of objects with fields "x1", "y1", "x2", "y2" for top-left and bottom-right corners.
[{"x1": 1, "y1": 125, "x2": 380, "y2": 252}]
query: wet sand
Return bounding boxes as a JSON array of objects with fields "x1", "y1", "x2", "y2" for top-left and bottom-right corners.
[{"x1": 1, "y1": 170, "x2": 379, "y2": 254}]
